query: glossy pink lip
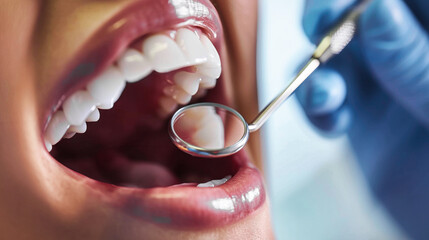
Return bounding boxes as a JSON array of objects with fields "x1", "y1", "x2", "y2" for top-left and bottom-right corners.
[
  {"x1": 77, "y1": 151, "x2": 266, "y2": 229},
  {"x1": 43, "y1": 0, "x2": 266, "y2": 230}
]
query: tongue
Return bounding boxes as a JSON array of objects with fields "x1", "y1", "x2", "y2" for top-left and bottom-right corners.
[
  {"x1": 96, "y1": 150, "x2": 179, "y2": 188},
  {"x1": 122, "y1": 162, "x2": 179, "y2": 188}
]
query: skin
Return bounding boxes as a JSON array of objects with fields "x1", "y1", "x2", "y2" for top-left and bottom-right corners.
[{"x1": 0, "y1": 0, "x2": 273, "y2": 239}]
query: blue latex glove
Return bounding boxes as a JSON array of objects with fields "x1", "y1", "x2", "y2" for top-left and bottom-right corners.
[{"x1": 298, "y1": 0, "x2": 429, "y2": 238}]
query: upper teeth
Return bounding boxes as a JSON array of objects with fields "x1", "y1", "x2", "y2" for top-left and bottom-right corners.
[
  {"x1": 86, "y1": 66, "x2": 126, "y2": 110},
  {"x1": 174, "y1": 72, "x2": 201, "y2": 95},
  {"x1": 45, "y1": 111, "x2": 70, "y2": 146},
  {"x1": 62, "y1": 90, "x2": 97, "y2": 125},
  {"x1": 117, "y1": 49, "x2": 152, "y2": 83},
  {"x1": 44, "y1": 28, "x2": 221, "y2": 151}
]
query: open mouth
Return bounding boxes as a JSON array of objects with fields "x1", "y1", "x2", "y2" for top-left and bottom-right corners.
[{"x1": 41, "y1": 0, "x2": 264, "y2": 230}]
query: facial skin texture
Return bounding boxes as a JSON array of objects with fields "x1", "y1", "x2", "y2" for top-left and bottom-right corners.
[{"x1": 0, "y1": 0, "x2": 273, "y2": 239}]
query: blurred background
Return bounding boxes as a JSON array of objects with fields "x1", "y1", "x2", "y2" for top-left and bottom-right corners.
[{"x1": 257, "y1": 0, "x2": 408, "y2": 239}]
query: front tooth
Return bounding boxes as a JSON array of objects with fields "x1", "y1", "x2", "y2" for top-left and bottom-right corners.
[
  {"x1": 175, "y1": 28, "x2": 208, "y2": 65},
  {"x1": 143, "y1": 34, "x2": 188, "y2": 73},
  {"x1": 44, "y1": 140, "x2": 52, "y2": 152},
  {"x1": 196, "y1": 35, "x2": 221, "y2": 79},
  {"x1": 87, "y1": 66, "x2": 126, "y2": 109},
  {"x1": 45, "y1": 111, "x2": 70, "y2": 145},
  {"x1": 117, "y1": 49, "x2": 153, "y2": 83},
  {"x1": 86, "y1": 108, "x2": 100, "y2": 122},
  {"x1": 174, "y1": 71, "x2": 201, "y2": 95},
  {"x1": 63, "y1": 90, "x2": 97, "y2": 126},
  {"x1": 69, "y1": 122, "x2": 87, "y2": 134},
  {"x1": 197, "y1": 176, "x2": 231, "y2": 188}
]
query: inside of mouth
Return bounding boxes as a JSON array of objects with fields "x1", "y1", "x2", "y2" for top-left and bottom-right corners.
[{"x1": 51, "y1": 70, "x2": 239, "y2": 188}]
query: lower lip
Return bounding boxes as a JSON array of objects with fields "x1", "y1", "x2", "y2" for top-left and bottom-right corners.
[{"x1": 69, "y1": 150, "x2": 265, "y2": 229}]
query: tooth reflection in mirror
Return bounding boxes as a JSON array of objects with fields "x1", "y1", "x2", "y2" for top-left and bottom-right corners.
[{"x1": 169, "y1": 103, "x2": 249, "y2": 158}]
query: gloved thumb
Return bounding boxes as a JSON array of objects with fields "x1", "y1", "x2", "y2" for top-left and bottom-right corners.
[
  {"x1": 303, "y1": 0, "x2": 429, "y2": 127},
  {"x1": 360, "y1": 0, "x2": 429, "y2": 127}
]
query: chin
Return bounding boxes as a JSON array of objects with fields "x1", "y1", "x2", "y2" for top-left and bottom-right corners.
[{"x1": 0, "y1": 0, "x2": 273, "y2": 239}]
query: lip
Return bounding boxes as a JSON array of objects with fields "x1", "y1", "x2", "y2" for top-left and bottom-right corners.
[
  {"x1": 73, "y1": 151, "x2": 265, "y2": 229},
  {"x1": 42, "y1": 0, "x2": 266, "y2": 230}
]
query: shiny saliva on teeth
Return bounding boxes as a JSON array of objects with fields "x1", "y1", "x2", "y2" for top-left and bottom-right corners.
[{"x1": 169, "y1": 1, "x2": 371, "y2": 158}]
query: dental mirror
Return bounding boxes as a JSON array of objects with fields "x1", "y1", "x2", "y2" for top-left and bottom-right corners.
[
  {"x1": 169, "y1": 1, "x2": 370, "y2": 158},
  {"x1": 169, "y1": 103, "x2": 249, "y2": 158}
]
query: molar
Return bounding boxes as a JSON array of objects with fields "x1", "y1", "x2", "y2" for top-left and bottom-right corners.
[
  {"x1": 172, "y1": 89, "x2": 192, "y2": 105},
  {"x1": 174, "y1": 71, "x2": 201, "y2": 95}
]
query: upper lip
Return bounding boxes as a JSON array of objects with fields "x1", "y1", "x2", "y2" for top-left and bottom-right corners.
[
  {"x1": 42, "y1": 0, "x2": 266, "y2": 230},
  {"x1": 43, "y1": 0, "x2": 221, "y2": 129}
]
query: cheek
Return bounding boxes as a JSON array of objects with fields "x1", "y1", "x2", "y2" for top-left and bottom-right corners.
[
  {"x1": 0, "y1": 1, "x2": 39, "y2": 85},
  {"x1": 210, "y1": 0, "x2": 258, "y2": 36},
  {"x1": 210, "y1": 0, "x2": 262, "y2": 168},
  {"x1": 0, "y1": 1, "x2": 40, "y2": 155}
]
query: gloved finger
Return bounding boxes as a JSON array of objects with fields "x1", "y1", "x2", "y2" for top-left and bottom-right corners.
[
  {"x1": 404, "y1": 0, "x2": 429, "y2": 29},
  {"x1": 303, "y1": 0, "x2": 357, "y2": 43},
  {"x1": 360, "y1": 0, "x2": 429, "y2": 127},
  {"x1": 296, "y1": 67, "x2": 347, "y2": 115},
  {"x1": 307, "y1": 104, "x2": 352, "y2": 135},
  {"x1": 296, "y1": 67, "x2": 349, "y2": 134}
]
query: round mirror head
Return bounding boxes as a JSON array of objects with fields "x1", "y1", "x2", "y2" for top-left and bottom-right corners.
[{"x1": 169, "y1": 103, "x2": 249, "y2": 158}]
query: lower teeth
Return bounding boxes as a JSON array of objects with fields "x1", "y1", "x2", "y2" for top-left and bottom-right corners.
[{"x1": 197, "y1": 175, "x2": 231, "y2": 188}]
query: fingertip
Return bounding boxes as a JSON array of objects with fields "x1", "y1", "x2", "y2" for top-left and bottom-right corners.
[
  {"x1": 308, "y1": 104, "x2": 351, "y2": 136},
  {"x1": 297, "y1": 68, "x2": 347, "y2": 116}
]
